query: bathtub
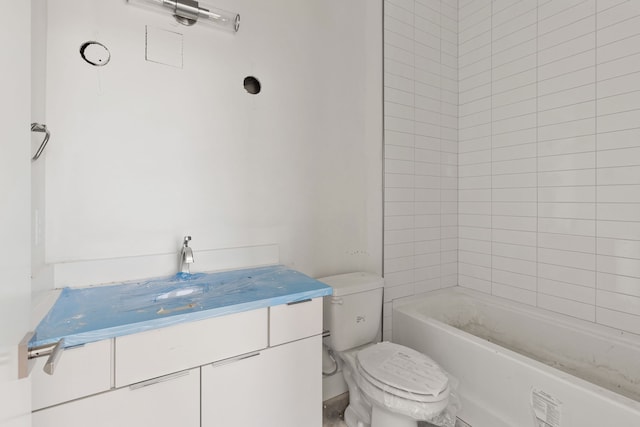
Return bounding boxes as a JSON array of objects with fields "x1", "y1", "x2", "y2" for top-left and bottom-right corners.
[{"x1": 392, "y1": 287, "x2": 640, "y2": 427}]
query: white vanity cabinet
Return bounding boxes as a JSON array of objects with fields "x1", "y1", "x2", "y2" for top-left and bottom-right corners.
[
  {"x1": 202, "y1": 298, "x2": 323, "y2": 427},
  {"x1": 32, "y1": 298, "x2": 324, "y2": 427},
  {"x1": 33, "y1": 368, "x2": 200, "y2": 427}
]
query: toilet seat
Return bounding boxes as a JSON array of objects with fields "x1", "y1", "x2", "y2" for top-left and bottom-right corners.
[{"x1": 356, "y1": 342, "x2": 450, "y2": 403}]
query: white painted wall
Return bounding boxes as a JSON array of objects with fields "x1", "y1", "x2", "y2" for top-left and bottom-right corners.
[
  {"x1": 382, "y1": 0, "x2": 459, "y2": 340},
  {"x1": 458, "y1": 0, "x2": 640, "y2": 336},
  {"x1": 42, "y1": 0, "x2": 382, "y2": 285},
  {"x1": 0, "y1": 0, "x2": 32, "y2": 424}
]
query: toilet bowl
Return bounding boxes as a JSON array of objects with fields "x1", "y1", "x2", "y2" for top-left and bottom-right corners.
[{"x1": 339, "y1": 342, "x2": 450, "y2": 427}]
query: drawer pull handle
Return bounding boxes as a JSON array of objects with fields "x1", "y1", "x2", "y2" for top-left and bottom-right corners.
[
  {"x1": 129, "y1": 370, "x2": 190, "y2": 390},
  {"x1": 19, "y1": 333, "x2": 66, "y2": 377},
  {"x1": 287, "y1": 298, "x2": 312, "y2": 306},
  {"x1": 210, "y1": 351, "x2": 261, "y2": 368}
]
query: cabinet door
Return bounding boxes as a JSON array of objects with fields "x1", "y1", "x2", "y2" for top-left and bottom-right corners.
[
  {"x1": 202, "y1": 335, "x2": 322, "y2": 427},
  {"x1": 32, "y1": 340, "x2": 112, "y2": 410},
  {"x1": 32, "y1": 368, "x2": 199, "y2": 427}
]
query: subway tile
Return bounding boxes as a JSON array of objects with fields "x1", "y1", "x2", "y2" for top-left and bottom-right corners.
[
  {"x1": 493, "y1": 128, "x2": 537, "y2": 148},
  {"x1": 538, "y1": 293, "x2": 596, "y2": 321},
  {"x1": 493, "y1": 24, "x2": 536, "y2": 56},
  {"x1": 492, "y1": 201, "x2": 537, "y2": 217},
  {"x1": 458, "y1": 176, "x2": 491, "y2": 190},
  {"x1": 538, "y1": 247, "x2": 596, "y2": 271},
  {"x1": 384, "y1": 242, "x2": 414, "y2": 259},
  {"x1": 537, "y1": 201, "x2": 596, "y2": 220},
  {"x1": 598, "y1": 254, "x2": 640, "y2": 278},
  {"x1": 492, "y1": 3, "x2": 536, "y2": 36},
  {"x1": 538, "y1": 152, "x2": 595, "y2": 172},
  {"x1": 385, "y1": 201, "x2": 414, "y2": 216},
  {"x1": 538, "y1": 186, "x2": 595, "y2": 203},
  {"x1": 492, "y1": 241, "x2": 537, "y2": 261},
  {"x1": 538, "y1": 15, "x2": 595, "y2": 52},
  {"x1": 460, "y1": 250, "x2": 492, "y2": 267},
  {"x1": 598, "y1": 90, "x2": 640, "y2": 116},
  {"x1": 598, "y1": 14, "x2": 640, "y2": 46},
  {"x1": 492, "y1": 114, "x2": 537, "y2": 135},
  {"x1": 459, "y1": 275, "x2": 493, "y2": 294},
  {"x1": 538, "y1": 217, "x2": 596, "y2": 236},
  {"x1": 492, "y1": 228, "x2": 536, "y2": 246},
  {"x1": 597, "y1": 238, "x2": 640, "y2": 260},
  {"x1": 538, "y1": 50, "x2": 595, "y2": 82},
  {"x1": 494, "y1": 56, "x2": 536, "y2": 88},
  {"x1": 493, "y1": 83, "x2": 537, "y2": 108},
  {"x1": 459, "y1": 214, "x2": 491, "y2": 228},
  {"x1": 385, "y1": 256, "x2": 415, "y2": 273},
  {"x1": 492, "y1": 268, "x2": 537, "y2": 291},
  {"x1": 493, "y1": 215, "x2": 537, "y2": 232},
  {"x1": 597, "y1": 165, "x2": 640, "y2": 185},
  {"x1": 596, "y1": 307, "x2": 640, "y2": 335},
  {"x1": 459, "y1": 226, "x2": 492, "y2": 241},
  {"x1": 538, "y1": 135, "x2": 595, "y2": 157},
  {"x1": 597, "y1": 289, "x2": 640, "y2": 315},
  {"x1": 538, "y1": 277, "x2": 596, "y2": 304},
  {"x1": 384, "y1": 283, "x2": 415, "y2": 302},
  {"x1": 598, "y1": 185, "x2": 640, "y2": 203},
  {"x1": 538, "y1": 101, "x2": 595, "y2": 127},
  {"x1": 385, "y1": 173, "x2": 414, "y2": 188},
  {"x1": 493, "y1": 255, "x2": 537, "y2": 276},
  {"x1": 597, "y1": 220, "x2": 640, "y2": 240},
  {"x1": 385, "y1": 29, "x2": 414, "y2": 52},
  {"x1": 598, "y1": 203, "x2": 640, "y2": 222},
  {"x1": 493, "y1": 39, "x2": 537, "y2": 69},
  {"x1": 598, "y1": 71, "x2": 640, "y2": 98},
  {"x1": 492, "y1": 173, "x2": 537, "y2": 189},
  {"x1": 597, "y1": 33, "x2": 640, "y2": 64},
  {"x1": 492, "y1": 187, "x2": 536, "y2": 202},
  {"x1": 492, "y1": 157, "x2": 537, "y2": 175},
  {"x1": 598, "y1": 0, "x2": 640, "y2": 29},
  {"x1": 538, "y1": 33, "x2": 595, "y2": 67},
  {"x1": 538, "y1": 84, "x2": 596, "y2": 111},
  {"x1": 538, "y1": 169, "x2": 595, "y2": 188},
  {"x1": 538, "y1": 262, "x2": 596, "y2": 287},
  {"x1": 538, "y1": 118, "x2": 595, "y2": 142},
  {"x1": 597, "y1": 272, "x2": 640, "y2": 297},
  {"x1": 538, "y1": 232, "x2": 596, "y2": 253},
  {"x1": 492, "y1": 282, "x2": 537, "y2": 306},
  {"x1": 384, "y1": 215, "x2": 414, "y2": 230},
  {"x1": 538, "y1": 67, "x2": 595, "y2": 97},
  {"x1": 598, "y1": 109, "x2": 640, "y2": 134}
]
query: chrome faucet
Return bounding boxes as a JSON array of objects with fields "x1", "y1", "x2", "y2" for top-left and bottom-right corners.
[{"x1": 179, "y1": 236, "x2": 194, "y2": 274}]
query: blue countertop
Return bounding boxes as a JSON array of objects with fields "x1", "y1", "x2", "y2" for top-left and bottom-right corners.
[{"x1": 31, "y1": 265, "x2": 333, "y2": 348}]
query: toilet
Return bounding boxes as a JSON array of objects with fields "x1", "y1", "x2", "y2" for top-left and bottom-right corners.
[{"x1": 320, "y1": 272, "x2": 450, "y2": 427}]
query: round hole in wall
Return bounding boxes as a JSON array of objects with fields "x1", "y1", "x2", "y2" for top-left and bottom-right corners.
[
  {"x1": 243, "y1": 76, "x2": 261, "y2": 95},
  {"x1": 80, "y1": 41, "x2": 111, "y2": 67}
]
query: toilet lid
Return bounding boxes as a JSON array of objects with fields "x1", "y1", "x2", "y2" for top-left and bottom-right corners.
[{"x1": 356, "y1": 342, "x2": 449, "y2": 400}]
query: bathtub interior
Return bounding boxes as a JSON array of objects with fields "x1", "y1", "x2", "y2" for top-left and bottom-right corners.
[{"x1": 393, "y1": 288, "x2": 640, "y2": 403}]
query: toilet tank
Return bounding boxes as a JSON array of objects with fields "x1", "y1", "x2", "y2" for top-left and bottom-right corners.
[{"x1": 319, "y1": 272, "x2": 384, "y2": 352}]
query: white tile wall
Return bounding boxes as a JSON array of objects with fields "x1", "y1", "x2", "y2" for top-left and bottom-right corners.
[
  {"x1": 385, "y1": 0, "x2": 640, "y2": 339},
  {"x1": 456, "y1": 0, "x2": 640, "y2": 335},
  {"x1": 383, "y1": 0, "x2": 458, "y2": 340}
]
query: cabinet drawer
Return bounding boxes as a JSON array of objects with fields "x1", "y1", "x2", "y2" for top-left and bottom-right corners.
[
  {"x1": 115, "y1": 308, "x2": 267, "y2": 387},
  {"x1": 32, "y1": 340, "x2": 112, "y2": 410},
  {"x1": 33, "y1": 368, "x2": 199, "y2": 427},
  {"x1": 269, "y1": 297, "x2": 322, "y2": 346}
]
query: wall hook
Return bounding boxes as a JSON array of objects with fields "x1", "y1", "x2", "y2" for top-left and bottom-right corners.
[{"x1": 31, "y1": 122, "x2": 50, "y2": 161}]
